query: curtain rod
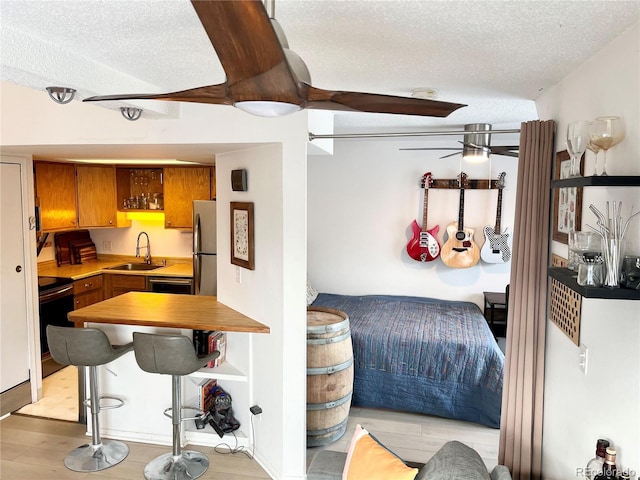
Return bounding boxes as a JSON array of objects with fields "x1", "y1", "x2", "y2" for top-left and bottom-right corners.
[{"x1": 308, "y1": 128, "x2": 521, "y2": 141}]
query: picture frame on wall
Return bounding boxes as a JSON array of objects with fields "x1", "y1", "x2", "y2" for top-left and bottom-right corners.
[
  {"x1": 552, "y1": 150, "x2": 583, "y2": 244},
  {"x1": 230, "y1": 201, "x2": 255, "y2": 270}
]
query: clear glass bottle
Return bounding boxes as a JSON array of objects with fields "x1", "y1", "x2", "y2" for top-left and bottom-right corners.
[{"x1": 586, "y1": 439, "x2": 610, "y2": 480}]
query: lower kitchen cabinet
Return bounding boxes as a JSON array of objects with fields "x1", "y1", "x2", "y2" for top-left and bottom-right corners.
[
  {"x1": 103, "y1": 274, "x2": 147, "y2": 298},
  {"x1": 73, "y1": 275, "x2": 103, "y2": 310}
]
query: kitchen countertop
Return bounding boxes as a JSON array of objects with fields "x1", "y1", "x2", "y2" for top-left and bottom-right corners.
[
  {"x1": 37, "y1": 258, "x2": 193, "y2": 280},
  {"x1": 69, "y1": 291, "x2": 269, "y2": 333}
]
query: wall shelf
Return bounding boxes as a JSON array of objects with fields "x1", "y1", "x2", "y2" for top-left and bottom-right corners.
[
  {"x1": 548, "y1": 267, "x2": 640, "y2": 300},
  {"x1": 551, "y1": 175, "x2": 640, "y2": 189}
]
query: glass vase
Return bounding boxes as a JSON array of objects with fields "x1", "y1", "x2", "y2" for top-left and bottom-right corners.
[{"x1": 602, "y1": 237, "x2": 625, "y2": 288}]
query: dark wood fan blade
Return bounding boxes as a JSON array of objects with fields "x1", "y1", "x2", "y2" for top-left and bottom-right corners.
[
  {"x1": 190, "y1": 0, "x2": 301, "y2": 104},
  {"x1": 399, "y1": 148, "x2": 464, "y2": 151},
  {"x1": 84, "y1": 84, "x2": 232, "y2": 105},
  {"x1": 304, "y1": 85, "x2": 465, "y2": 117}
]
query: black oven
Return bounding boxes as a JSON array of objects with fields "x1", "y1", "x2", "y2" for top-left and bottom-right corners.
[{"x1": 38, "y1": 276, "x2": 74, "y2": 377}]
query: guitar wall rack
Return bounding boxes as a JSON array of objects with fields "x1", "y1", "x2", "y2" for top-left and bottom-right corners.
[{"x1": 428, "y1": 178, "x2": 501, "y2": 189}]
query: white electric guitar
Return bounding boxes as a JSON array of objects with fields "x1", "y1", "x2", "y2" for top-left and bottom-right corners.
[{"x1": 481, "y1": 172, "x2": 512, "y2": 264}]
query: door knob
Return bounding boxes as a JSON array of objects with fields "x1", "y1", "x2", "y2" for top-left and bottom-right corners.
[{"x1": 15, "y1": 265, "x2": 22, "y2": 272}]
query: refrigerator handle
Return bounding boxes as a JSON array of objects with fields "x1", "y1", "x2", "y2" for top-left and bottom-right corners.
[{"x1": 193, "y1": 213, "x2": 201, "y2": 295}]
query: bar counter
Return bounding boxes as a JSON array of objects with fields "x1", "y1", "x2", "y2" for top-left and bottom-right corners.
[{"x1": 68, "y1": 291, "x2": 270, "y2": 333}]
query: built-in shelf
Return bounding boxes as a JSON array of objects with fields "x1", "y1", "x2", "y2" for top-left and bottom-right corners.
[
  {"x1": 547, "y1": 267, "x2": 640, "y2": 300},
  {"x1": 185, "y1": 422, "x2": 249, "y2": 448},
  {"x1": 189, "y1": 361, "x2": 248, "y2": 382},
  {"x1": 550, "y1": 175, "x2": 640, "y2": 189}
]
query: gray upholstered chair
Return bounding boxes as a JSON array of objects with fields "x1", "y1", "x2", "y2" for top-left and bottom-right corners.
[
  {"x1": 133, "y1": 332, "x2": 220, "y2": 480},
  {"x1": 46, "y1": 325, "x2": 133, "y2": 472}
]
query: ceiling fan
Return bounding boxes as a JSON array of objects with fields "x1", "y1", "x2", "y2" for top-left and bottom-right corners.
[
  {"x1": 400, "y1": 123, "x2": 519, "y2": 159},
  {"x1": 84, "y1": 0, "x2": 466, "y2": 118}
]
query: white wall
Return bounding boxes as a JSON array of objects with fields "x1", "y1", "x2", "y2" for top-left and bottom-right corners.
[
  {"x1": 308, "y1": 138, "x2": 517, "y2": 308},
  {"x1": 536, "y1": 22, "x2": 640, "y2": 479},
  {"x1": 1, "y1": 82, "x2": 309, "y2": 479},
  {"x1": 216, "y1": 143, "x2": 307, "y2": 480}
]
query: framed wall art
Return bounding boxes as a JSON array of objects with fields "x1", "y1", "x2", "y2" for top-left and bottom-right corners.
[
  {"x1": 552, "y1": 150, "x2": 583, "y2": 244},
  {"x1": 230, "y1": 201, "x2": 255, "y2": 270}
]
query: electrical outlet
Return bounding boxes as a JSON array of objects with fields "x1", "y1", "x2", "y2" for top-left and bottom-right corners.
[
  {"x1": 235, "y1": 266, "x2": 241, "y2": 283},
  {"x1": 579, "y1": 344, "x2": 588, "y2": 375},
  {"x1": 103, "y1": 241, "x2": 112, "y2": 251}
]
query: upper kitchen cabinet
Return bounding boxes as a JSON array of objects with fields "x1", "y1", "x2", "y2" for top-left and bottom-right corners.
[
  {"x1": 76, "y1": 165, "x2": 130, "y2": 228},
  {"x1": 35, "y1": 162, "x2": 78, "y2": 231},
  {"x1": 163, "y1": 167, "x2": 211, "y2": 229}
]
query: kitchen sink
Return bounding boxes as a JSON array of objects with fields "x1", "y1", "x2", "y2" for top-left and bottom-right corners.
[{"x1": 106, "y1": 263, "x2": 164, "y2": 271}]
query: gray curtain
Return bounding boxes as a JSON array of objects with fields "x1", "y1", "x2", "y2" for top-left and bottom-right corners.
[{"x1": 499, "y1": 120, "x2": 555, "y2": 480}]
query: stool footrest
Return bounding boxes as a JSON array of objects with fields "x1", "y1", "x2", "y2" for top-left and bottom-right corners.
[
  {"x1": 83, "y1": 395, "x2": 125, "y2": 410},
  {"x1": 163, "y1": 405, "x2": 203, "y2": 421}
]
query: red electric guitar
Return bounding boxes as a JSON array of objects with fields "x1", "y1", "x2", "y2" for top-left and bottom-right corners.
[{"x1": 406, "y1": 172, "x2": 441, "y2": 262}]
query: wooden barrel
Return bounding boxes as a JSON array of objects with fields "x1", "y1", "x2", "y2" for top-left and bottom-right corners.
[{"x1": 306, "y1": 307, "x2": 354, "y2": 447}]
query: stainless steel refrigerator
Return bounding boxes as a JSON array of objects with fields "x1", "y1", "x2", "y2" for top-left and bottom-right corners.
[{"x1": 193, "y1": 200, "x2": 217, "y2": 296}]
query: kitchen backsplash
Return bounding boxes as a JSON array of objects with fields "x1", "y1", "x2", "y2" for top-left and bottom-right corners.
[{"x1": 37, "y1": 218, "x2": 194, "y2": 263}]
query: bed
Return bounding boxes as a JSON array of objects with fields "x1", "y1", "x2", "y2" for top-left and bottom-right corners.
[{"x1": 310, "y1": 293, "x2": 504, "y2": 428}]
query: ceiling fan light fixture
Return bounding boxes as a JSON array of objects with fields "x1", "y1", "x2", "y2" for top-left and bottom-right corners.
[
  {"x1": 120, "y1": 107, "x2": 143, "y2": 121},
  {"x1": 234, "y1": 100, "x2": 301, "y2": 117},
  {"x1": 46, "y1": 86, "x2": 76, "y2": 104},
  {"x1": 462, "y1": 123, "x2": 492, "y2": 162}
]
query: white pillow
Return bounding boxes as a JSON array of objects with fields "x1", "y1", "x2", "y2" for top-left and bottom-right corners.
[{"x1": 306, "y1": 277, "x2": 319, "y2": 305}]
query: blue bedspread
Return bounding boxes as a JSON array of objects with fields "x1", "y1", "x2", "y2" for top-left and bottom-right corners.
[{"x1": 311, "y1": 293, "x2": 504, "y2": 428}]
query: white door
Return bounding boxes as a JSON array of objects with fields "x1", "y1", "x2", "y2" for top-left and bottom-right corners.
[{"x1": 0, "y1": 161, "x2": 30, "y2": 392}]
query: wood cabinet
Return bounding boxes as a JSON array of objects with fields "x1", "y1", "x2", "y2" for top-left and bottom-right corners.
[
  {"x1": 76, "y1": 165, "x2": 130, "y2": 228},
  {"x1": 73, "y1": 275, "x2": 103, "y2": 310},
  {"x1": 35, "y1": 162, "x2": 78, "y2": 231},
  {"x1": 163, "y1": 167, "x2": 211, "y2": 229},
  {"x1": 104, "y1": 274, "x2": 147, "y2": 298}
]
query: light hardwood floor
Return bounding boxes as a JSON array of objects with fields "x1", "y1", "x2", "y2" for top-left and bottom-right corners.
[
  {"x1": 7, "y1": 367, "x2": 500, "y2": 478},
  {"x1": 307, "y1": 406, "x2": 500, "y2": 470},
  {"x1": 0, "y1": 414, "x2": 270, "y2": 480}
]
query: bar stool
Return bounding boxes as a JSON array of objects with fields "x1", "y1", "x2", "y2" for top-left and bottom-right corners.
[
  {"x1": 133, "y1": 332, "x2": 220, "y2": 480},
  {"x1": 46, "y1": 325, "x2": 133, "y2": 472}
]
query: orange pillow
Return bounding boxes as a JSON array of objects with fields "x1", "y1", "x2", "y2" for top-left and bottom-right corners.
[{"x1": 342, "y1": 425, "x2": 418, "y2": 480}]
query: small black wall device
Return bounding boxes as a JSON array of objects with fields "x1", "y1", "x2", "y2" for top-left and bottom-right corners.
[{"x1": 231, "y1": 169, "x2": 247, "y2": 191}]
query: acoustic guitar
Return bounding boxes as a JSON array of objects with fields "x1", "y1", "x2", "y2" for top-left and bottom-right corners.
[
  {"x1": 440, "y1": 172, "x2": 480, "y2": 268},
  {"x1": 481, "y1": 172, "x2": 512, "y2": 264},
  {"x1": 406, "y1": 172, "x2": 440, "y2": 262}
]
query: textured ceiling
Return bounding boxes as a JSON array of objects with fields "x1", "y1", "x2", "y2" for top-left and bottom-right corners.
[{"x1": 1, "y1": 0, "x2": 638, "y2": 137}]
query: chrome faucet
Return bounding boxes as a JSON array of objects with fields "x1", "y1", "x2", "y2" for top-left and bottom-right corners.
[{"x1": 136, "y1": 231, "x2": 151, "y2": 264}]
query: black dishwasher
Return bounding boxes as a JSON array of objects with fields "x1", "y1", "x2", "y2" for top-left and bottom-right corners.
[{"x1": 148, "y1": 277, "x2": 193, "y2": 295}]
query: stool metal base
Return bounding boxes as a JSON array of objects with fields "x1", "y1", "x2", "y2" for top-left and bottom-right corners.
[
  {"x1": 64, "y1": 440, "x2": 129, "y2": 472},
  {"x1": 143, "y1": 451, "x2": 209, "y2": 480}
]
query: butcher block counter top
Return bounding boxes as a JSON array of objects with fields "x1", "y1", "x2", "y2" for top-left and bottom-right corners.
[
  {"x1": 38, "y1": 257, "x2": 192, "y2": 280},
  {"x1": 68, "y1": 291, "x2": 269, "y2": 333}
]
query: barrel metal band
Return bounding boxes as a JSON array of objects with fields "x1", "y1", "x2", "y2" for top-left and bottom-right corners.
[
  {"x1": 306, "y1": 417, "x2": 349, "y2": 437},
  {"x1": 307, "y1": 357, "x2": 353, "y2": 376},
  {"x1": 306, "y1": 392, "x2": 352, "y2": 411},
  {"x1": 306, "y1": 318, "x2": 350, "y2": 334},
  {"x1": 306, "y1": 331, "x2": 351, "y2": 345}
]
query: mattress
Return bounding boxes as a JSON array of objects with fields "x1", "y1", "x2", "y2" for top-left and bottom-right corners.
[{"x1": 311, "y1": 293, "x2": 504, "y2": 428}]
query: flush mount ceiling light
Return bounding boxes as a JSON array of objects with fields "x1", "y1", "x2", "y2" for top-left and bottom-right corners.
[
  {"x1": 411, "y1": 87, "x2": 439, "y2": 100},
  {"x1": 462, "y1": 123, "x2": 491, "y2": 163},
  {"x1": 46, "y1": 86, "x2": 76, "y2": 104},
  {"x1": 120, "y1": 107, "x2": 143, "y2": 121},
  {"x1": 234, "y1": 101, "x2": 301, "y2": 117}
]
